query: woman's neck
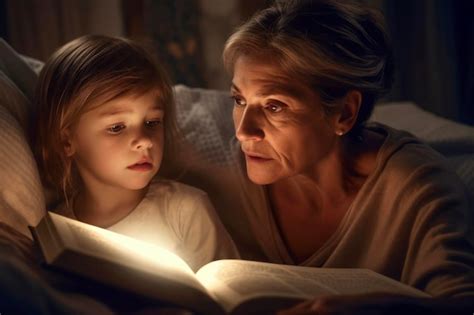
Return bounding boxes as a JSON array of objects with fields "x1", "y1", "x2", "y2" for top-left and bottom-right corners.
[
  {"x1": 270, "y1": 128, "x2": 384, "y2": 217},
  {"x1": 267, "y1": 157, "x2": 357, "y2": 263},
  {"x1": 73, "y1": 184, "x2": 148, "y2": 228},
  {"x1": 266, "y1": 129, "x2": 384, "y2": 262}
]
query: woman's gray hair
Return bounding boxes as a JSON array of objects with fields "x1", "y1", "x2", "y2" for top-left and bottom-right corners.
[{"x1": 223, "y1": 0, "x2": 394, "y2": 135}]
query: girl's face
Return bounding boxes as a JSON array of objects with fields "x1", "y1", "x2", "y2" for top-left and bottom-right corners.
[
  {"x1": 231, "y1": 56, "x2": 338, "y2": 185},
  {"x1": 65, "y1": 90, "x2": 164, "y2": 192}
]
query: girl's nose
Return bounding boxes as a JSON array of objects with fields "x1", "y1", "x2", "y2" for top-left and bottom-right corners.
[{"x1": 133, "y1": 129, "x2": 153, "y2": 150}]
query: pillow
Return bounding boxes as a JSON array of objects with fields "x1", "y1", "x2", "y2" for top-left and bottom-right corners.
[
  {"x1": 173, "y1": 84, "x2": 236, "y2": 167},
  {"x1": 0, "y1": 74, "x2": 45, "y2": 237},
  {"x1": 20, "y1": 55, "x2": 44, "y2": 75},
  {"x1": 0, "y1": 71, "x2": 29, "y2": 130},
  {"x1": 372, "y1": 102, "x2": 474, "y2": 156},
  {"x1": 0, "y1": 40, "x2": 45, "y2": 238},
  {"x1": 0, "y1": 38, "x2": 38, "y2": 101}
]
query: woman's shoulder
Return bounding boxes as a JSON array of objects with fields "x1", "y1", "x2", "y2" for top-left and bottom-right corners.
[
  {"x1": 369, "y1": 123, "x2": 449, "y2": 173},
  {"x1": 368, "y1": 123, "x2": 468, "y2": 200}
]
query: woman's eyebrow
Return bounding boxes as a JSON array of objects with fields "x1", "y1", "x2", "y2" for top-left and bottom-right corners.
[
  {"x1": 257, "y1": 83, "x2": 301, "y2": 98},
  {"x1": 230, "y1": 83, "x2": 240, "y2": 93},
  {"x1": 231, "y1": 82, "x2": 301, "y2": 98}
]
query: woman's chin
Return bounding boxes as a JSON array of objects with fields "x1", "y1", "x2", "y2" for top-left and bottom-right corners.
[{"x1": 247, "y1": 170, "x2": 278, "y2": 185}]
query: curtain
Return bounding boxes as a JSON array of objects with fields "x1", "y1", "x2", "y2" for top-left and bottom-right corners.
[
  {"x1": 143, "y1": 0, "x2": 206, "y2": 88},
  {"x1": 382, "y1": 0, "x2": 473, "y2": 125},
  {"x1": 4, "y1": 0, "x2": 123, "y2": 62},
  {"x1": 6, "y1": 0, "x2": 86, "y2": 61}
]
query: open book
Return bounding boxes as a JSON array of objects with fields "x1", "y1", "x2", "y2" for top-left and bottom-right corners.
[{"x1": 31, "y1": 212, "x2": 430, "y2": 315}]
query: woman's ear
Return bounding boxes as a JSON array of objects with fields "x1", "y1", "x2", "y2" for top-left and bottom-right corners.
[
  {"x1": 334, "y1": 90, "x2": 361, "y2": 136},
  {"x1": 61, "y1": 129, "x2": 75, "y2": 157}
]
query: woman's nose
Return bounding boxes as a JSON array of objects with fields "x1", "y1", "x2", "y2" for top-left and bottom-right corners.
[{"x1": 234, "y1": 106, "x2": 264, "y2": 142}]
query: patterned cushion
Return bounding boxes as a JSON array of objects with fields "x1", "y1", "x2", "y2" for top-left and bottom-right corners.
[
  {"x1": 0, "y1": 72, "x2": 45, "y2": 237},
  {"x1": 173, "y1": 84, "x2": 236, "y2": 167},
  {"x1": 0, "y1": 38, "x2": 37, "y2": 101}
]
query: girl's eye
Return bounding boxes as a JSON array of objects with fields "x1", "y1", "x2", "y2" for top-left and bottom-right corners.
[
  {"x1": 231, "y1": 95, "x2": 246, "y2": 107},
  {"x1": 265, "y1": 102, "x2": 284, "y2": 113},
  {"x1": 145, "y1": 120, "x2": 162, "y2": 128},
  {"x1": 107, "y1": 124, "x2": 125, "y2": 134}
]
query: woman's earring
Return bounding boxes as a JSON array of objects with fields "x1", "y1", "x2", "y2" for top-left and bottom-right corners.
[{"x1": 336, "y1": 130, "x2": 345, "y2": 136}]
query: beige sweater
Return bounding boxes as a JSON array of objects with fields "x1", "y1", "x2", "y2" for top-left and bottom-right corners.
[{"x1": 222, "y1": 123, "x2": 474, "y2": 297}]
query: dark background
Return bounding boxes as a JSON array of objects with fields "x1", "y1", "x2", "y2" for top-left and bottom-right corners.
[{"x1": 1, "y1": 0, "x2": 472, "y2": 125}]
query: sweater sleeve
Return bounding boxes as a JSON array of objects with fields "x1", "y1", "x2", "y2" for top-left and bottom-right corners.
[{"x1": 399, "y1": 162, "x2": 474, "y2": 297}]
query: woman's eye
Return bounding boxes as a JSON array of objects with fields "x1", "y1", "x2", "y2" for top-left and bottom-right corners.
[
  {"x1": 107, "y1": 124, "x2": 125, "y2": 134},
  {"x1": 265, "y1": 102, "x2": 284, "y2": 113},
  {"x1": 145, "y1": 120, "x2": 162, "y2": 128},
  {"x1": 231, "y1": 96, "x2": 246, "y2": 107}
]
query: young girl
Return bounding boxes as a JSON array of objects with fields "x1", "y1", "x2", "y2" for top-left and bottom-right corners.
[{"x1": 34, "y1": 35, "x2": 238, "y2": 271}]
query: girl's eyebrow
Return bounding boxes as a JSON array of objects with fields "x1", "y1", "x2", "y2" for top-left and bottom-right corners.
[
  {"x1": 151, "y1": 104, "x2": 164, "y2": 111},
  {"x1": 99, "y1": 104, "x2": 163, "y2": 117},
  {"x1": 99, "y1": 107, "x2": 132, "y2": 117}
]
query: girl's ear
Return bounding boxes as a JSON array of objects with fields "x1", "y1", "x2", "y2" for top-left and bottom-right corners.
[
  {"x1": 334, "y1": 90, "x2": 361, "y2": 136},
  {"x1": 61, "y1": 129, "x2": 75, "y2": 157}
]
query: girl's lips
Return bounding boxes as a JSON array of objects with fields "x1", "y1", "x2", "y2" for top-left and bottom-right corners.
[{"x1": 127, "y1": 162, "x2": 153, "y2": 171}]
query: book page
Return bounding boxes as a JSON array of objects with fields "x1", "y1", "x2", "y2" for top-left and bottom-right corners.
[
  {"x1": 196, "y1": 260, "x2": 428, "y2": 313},
  {"x1": 48, "y1": 212, "x2": 207, "y2": 294},
  {"x1": 196, "y1": 260, "x2": 333, "y2": 312},
  {"x1": 272, "y1": 267, "x2": 430, "y2": 297}
]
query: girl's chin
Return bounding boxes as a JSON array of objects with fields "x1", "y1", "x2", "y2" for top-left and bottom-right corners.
[{"x1": 123, "y1": 178, "x2": 155, "y2": 191}]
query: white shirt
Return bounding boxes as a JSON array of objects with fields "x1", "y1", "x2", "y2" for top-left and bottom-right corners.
[{"x1": 55, "y1": 179, "x2": 239, "y2": 271}]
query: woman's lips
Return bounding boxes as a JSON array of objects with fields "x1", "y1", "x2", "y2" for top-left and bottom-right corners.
[
  {"x1": 127, "y1": 162, "x2": 153, "y2": 171},
  {"x1": 245, "y1": 154, "x2": 272, "y2": 163}
]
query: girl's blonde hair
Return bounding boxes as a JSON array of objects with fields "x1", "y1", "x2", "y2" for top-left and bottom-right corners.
[
  {"x1": 223, "y1": 0, "x2": 394, "y2": 136},
  {"x1": 35, "y1": 35, "x2": 179, "y2": 203}
]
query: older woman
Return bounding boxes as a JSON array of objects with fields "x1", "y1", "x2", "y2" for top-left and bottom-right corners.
[{"x1": 221, "y1": 0, "x2": 474, "y2": 313}]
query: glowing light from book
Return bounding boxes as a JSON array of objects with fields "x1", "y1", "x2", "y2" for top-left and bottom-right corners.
[
  {"x1": 71, "y1": 220, "x2": 194, "y2": 276},
  {"x1": 109, "y1": 232, "x2": 191, "y2": 273}
]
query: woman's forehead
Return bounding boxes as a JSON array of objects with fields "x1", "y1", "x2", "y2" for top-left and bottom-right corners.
[
  {"x1": 232, "y1": 56, "x2": 317, "y2": 100},
  {"x1": 233, "y1": 55, "x2": 284, "y2": 76}
]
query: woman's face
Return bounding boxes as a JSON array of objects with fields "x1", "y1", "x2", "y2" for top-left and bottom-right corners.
[{"x1": 231, "y1": 56, "x2": 339, "y2": 185}]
